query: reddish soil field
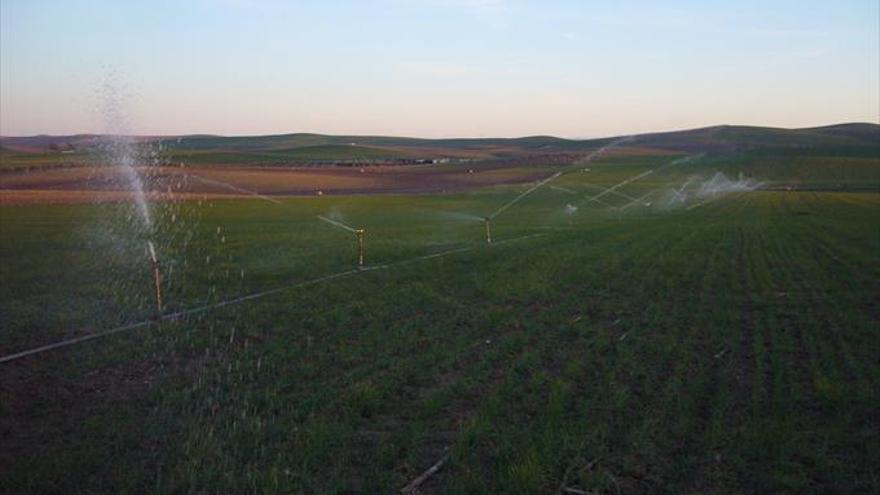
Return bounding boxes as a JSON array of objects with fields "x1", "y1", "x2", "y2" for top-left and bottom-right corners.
[{"x1": 0, "y1": 163, "x2": 553, "y2": 204}]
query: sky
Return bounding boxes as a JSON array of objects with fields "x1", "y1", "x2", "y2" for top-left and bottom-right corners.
[{"x1": 1, "y1": 0, "x2": 878, "y2": 138}]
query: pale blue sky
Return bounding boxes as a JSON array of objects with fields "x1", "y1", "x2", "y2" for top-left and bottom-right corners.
[{"x1": 1, "y1": 0, "x2": 878, "y2": 137}]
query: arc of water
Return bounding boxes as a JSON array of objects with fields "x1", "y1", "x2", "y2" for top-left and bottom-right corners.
[
  {"x1": 486, "y1": 135, "x2": 635, "y2": 221},
  {"x1": 579, "y1": 183, "x2": 641, "y2": 203},
  {"x1": 619, "y1": 189, "x2": 659, "y2": 211},
  {"x1": 583, "y1": 195, "x2": 616, "y2": 208},
  {"x1": 187, "y1": 174, "x2": 282, "y2": 204},
  {"x1": 578, "y1": 169, "x2": 654, "y2": 207},
  {"x1": 576, "y1": 154, "x2": 700, "y2": 209},
  {"x1": 0, "y1": 234, "x2": 545, "y2": 364},
  {"x1": 673, "y1": 176, "x2": 696, "y2": 202},
  {"x1": 488, "y1": 171, "x2": 562, "y2": 219},
  {"x1": 317, "y1": 215, "x2": 357, "y2": 233},
  {"x1": 575, "y1": 135, "x2": 634, "y2": 165}
]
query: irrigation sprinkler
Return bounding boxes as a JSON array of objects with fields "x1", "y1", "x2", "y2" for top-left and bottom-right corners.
[
  {"x1": 0, "y1": 234, "x2": 547, "y2": 365},
  {"x1": 355, "y1": 229, "x2": 366, "y2": 268},
  {"x1": 575, "y1": 154, "x2": 701, "y2": 211},
  {"x1": 483, "y1": 217, "x2": 492, "y2": 244},
  {"x1": 317, "y1": 215, "x2": 367, "y2": 269},
  {"x1": 318, "y1": 215, "x2": 367, "y2": 269},
  {"x1": 147, "y1": 241, "x2": 163, "y2": 315}
]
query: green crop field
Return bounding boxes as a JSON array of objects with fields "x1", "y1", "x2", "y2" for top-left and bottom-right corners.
[
  {"x1": 164, "y1": 144, "x2": 427, "y2": 165},
  {"x1": 1, "y1": 148, "x2": 878, "y2": 494},
  {"x1": 0, "y1": 149, "x2": 88, "y2": 171}
]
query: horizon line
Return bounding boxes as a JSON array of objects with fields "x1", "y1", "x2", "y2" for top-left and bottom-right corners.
[{"x1": 1, "y1": 121, "x2": 877, "y2": 141}]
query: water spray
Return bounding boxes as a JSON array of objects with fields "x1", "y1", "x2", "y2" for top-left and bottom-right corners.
[
  {"x1": 578, "y1": 169, "x2": 654, "y2": 207},
  {"x1": 317, "y1": 215, "x2": 366, "y2": 268},
  {"x1": 489, "y1": 171, "x2": 562, "y2": 220},
  {"x1": 483, "y1": 217, "x2": 492, "y2": 244},
  {"x1": 576, "y1": 154, "x2": 701, "y2": 210},
  {"x1": 187, "y1": 174, "x2": 282, "y2": 204},
  {"x1": 147, "y1": 240, "x2": 163, "y2": 315},
  {"x1": 479, "y1": 136, "x2": 634, "y2": 227},
  {"x1": 0, "y1": 234, "x2": 546, "y2": 364},
  {"x1": 620, "y1": 190, "x2": 658, "y2": 211}
]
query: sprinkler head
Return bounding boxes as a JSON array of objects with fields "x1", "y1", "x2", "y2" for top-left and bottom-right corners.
[{"x1": 483, "y1": 217, "x2": 492, "y2": 244}]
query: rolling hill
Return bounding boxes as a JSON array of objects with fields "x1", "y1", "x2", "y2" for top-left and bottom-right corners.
[{"x1": 1, "y1": 123, "x2": 877, "y2": 168}]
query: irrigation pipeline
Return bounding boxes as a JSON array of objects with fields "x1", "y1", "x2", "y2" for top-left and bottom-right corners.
[
  {"x1": 1, "y1": 151, "x2": 709, "y2": 365},
  {"x1": 0, "y1": 321, "x2": 154, "y2": 365},
  {"x1": 0, "y1": 234, "x2": 544, "y2": 364},
  {"x1": 0, "y1": 139, "x2": 633, "y2": 365}
]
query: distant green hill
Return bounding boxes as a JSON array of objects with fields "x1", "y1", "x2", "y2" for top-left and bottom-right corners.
[
  {"x1": 149, "y1": 122, "x2": 880, "y2": 156},
  {"x1": 2, "y1": 123, "x2": 877, "y2": 165},
  {"x1": 164, "y1": 144, "x2": 429, "y2": 165},
  {"x1": 633, "y1": 123, "x2": 880, "y2": 152},
  {"x1": 160, "y1": 133, "x2": 572, "y2": 151}
]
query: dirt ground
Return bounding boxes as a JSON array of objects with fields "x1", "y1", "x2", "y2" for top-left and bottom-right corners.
[{"x1": 0, "y1": 163, "x2": 553, "y2": 204}]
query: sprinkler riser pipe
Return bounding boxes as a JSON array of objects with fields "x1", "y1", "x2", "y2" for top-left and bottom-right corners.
[
  {"x1": 152, "y1": 260, "x2": 163, "y2": 313},
  {"x1": 355, "y1": 229, "x2": 365, "y2": 268},
  {"x1": 483, "y1": 218, "x2": 492, "y2": 244},
  {"x1": 146, "y1": 241, "x2": 163, "y2": 315}
]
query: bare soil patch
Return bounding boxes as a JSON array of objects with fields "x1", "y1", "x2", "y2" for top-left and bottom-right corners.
[{"x1": 0, "y1": 164, "x2": 551, "y2": 204}]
